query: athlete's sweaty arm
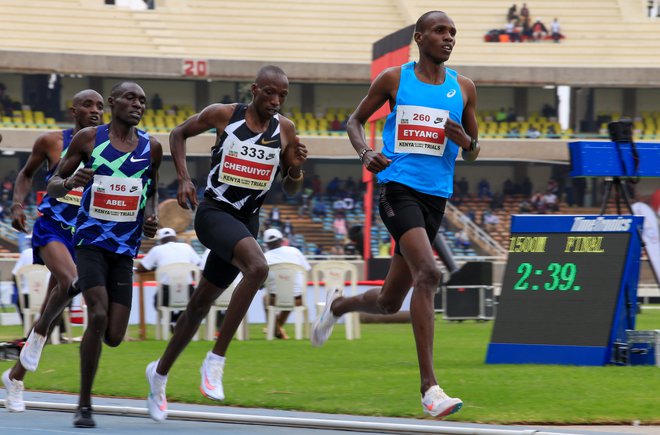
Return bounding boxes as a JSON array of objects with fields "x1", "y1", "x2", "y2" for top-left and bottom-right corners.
[
  {"x1": 47, "y1": 127, "x2": 95, "y2": 199},
  {"x1": 169, "y1": 103, "x2": 235, "y2": 210},
  {"x1": 11, "y1": 132, "x2": 61, "y2": 232},
  {"x1": 445, "y1": 75, "x2": 479, "y2": 162},
  {"x1": 346, "y1": 68, "x2": 397, "y2": 174},
  {"x1": 142, "y1": 136, "x2": 163, "y2": 239},
  {"x1": 280, "y1": 118, "x2": 307, "y2": 196}
]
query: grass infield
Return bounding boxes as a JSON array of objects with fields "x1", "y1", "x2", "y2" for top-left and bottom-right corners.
[{"x1": 1, "y1": 308, "x2": 659, "y2": 424}]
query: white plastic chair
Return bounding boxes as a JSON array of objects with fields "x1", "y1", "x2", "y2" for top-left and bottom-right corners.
[
  {"x1": 207, "y1": 275, "x2": 248, "y2": 341},
  {"x1": 312, "y1": 261, "x2": 360, "y2": 340},
  {"x1": 16, "y1": 264, "x2": 71, "y2": 344},
  {"x1": 265, "y1": 263, "x2": 309, "y2": 340},
  {"x1": 154, "y1": 262, "x2": 200, "y2": 341}
]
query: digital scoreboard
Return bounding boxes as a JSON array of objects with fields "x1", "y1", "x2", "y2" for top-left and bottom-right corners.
[{"x1": 486, "y1": 215, "x2": 643, "y2": 365}]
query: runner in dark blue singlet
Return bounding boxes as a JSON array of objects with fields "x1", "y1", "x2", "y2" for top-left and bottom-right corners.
[
  {"x1": 2, "y1": 90, "x2": 103, "y2": 414},
  {"x1": 48, "y1": 81, "x2": 162, "y2": 428}
]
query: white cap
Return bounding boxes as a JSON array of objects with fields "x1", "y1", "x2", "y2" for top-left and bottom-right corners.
[
  {"x1": 157, "y1": 227, "x2": 176, "y2": 239},
  {"x1": 263, "y1": 228, "x2": 283, "y2": 243}
]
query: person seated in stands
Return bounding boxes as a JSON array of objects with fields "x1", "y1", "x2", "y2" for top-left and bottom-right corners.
[
  {"x1": 541, "y1": 191, "x2": 559, "y2": 212},
  {"x1": 150, "y1": 93, "x2": 163, "y2": 111},
  {"x1": 325, "y1": 176, "x2": 340, "y2": 199},
  {"x1": 332, "y1": 197, "x2": 346, "y2": 212},
  {"x1": 478, "y1": 178, "x2": 492, "y2": 199},
  {"x1": 541, "y1": 103, "x2": 556, "y2": 118},
  {"x1": 526, "y1": 125, "x2": 541, "y2": 138},
  {"x1": 312, "y1": 199, "x2": 327, "y2": 218},
  {"x1": 269, "y1": 206, "x2": 281, "y2": 228},
  {"x1": 454, "y1": 229, "x2": 471, "y2": 249},
  {"x1": 505, "y1": 20, "x2": 522, "y2": 42},
  {"x1": 531, "y1": 191, "x2": 546, "y2": 213},
  {"x1": 550, "y1": 18, "x2": 562, "y2": 43},
  {"x1": 282, "y1": 219, "x2": 294, "y2": 238},
  {"x1": 506, "y1": 107, "x2": 517, "y2": 122},
  {"x1": 495, "y1": 107, "x2": 507, "y2": 122},
  {"x1": 482, "y1": 209, "x2": 500, "y2": 233},
  {"x1": 503, "y1": 178, "x2": 515, "y2": 196},
  {"x1": 490, "y1": 192, "x2": 504, "y2": 210},
  {"x1": 531, "y1": 19, "x2": 548, "y2": 41},
  {"x1": 0, "y1": 83, "x2": 15, "y2": 116},
  {"x1": 546, "y1": 124, "x2": 558, "y2": 137},
  {"x1": 377, "y1": 236, "x2": 392, "y2": 257},
  {"x1": 521, "y1": 20, "x2": 533, "y2": 41},
  {"x1": 508, "y1": 126, "x2": 520, "y2": 138},
  {"x1": 329, "y1": 243, "x2": 345, "y2": 256},
  {"x1": 519, "y1": 199, "x2": 534, "y2": 213},
  {"x1": 330, "y1": 117, "x2": 341, "y2": 131}
]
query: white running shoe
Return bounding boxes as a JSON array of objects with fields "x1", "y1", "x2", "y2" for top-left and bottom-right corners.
[
  {"x1": 199, "y1": 352, "x2": 225, "y2": 401},
  {"x1": 2, "y1": 369, "x2": 25, "y2": 413},
  {"x1": 146, "y1": 361, "x2": 168, "y2": 422},
  {"x1": 311, "y1": 288, "x2": 342, "y2": 347},
  {"x1": 20, "y1": 330, "x2": 47, "y2": 372},
  {"x1": 421, "y1": 385, "x2": 463, "y2": 418}
]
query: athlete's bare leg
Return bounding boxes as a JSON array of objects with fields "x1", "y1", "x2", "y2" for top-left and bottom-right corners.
[{"x1": 331, "y1": 227, "x2": 441, "y2": 394}]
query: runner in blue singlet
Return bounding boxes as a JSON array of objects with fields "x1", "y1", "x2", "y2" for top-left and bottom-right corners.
[
  {"x1": 2, "y1": 90, "x2": 103, "y2": 414},
  {"x1": 311, "y1": 11, "x2": 481, "y2": 419}
]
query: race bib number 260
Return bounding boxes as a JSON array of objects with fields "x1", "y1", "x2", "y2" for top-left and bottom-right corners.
[{"x1": 394, "y1": 105, "x2": 449, "y2": 156}]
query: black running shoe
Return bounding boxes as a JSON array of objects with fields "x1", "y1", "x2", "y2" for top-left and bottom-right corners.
[{"x1": 73, "y1": 406, "x2": 96, "y2": 428}]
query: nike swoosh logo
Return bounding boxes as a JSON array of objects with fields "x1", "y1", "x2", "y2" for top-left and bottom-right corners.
[
  {"x1": 260, "y1": 139, "x2": 277, "y2": 145},
  {"x1": 425, "y1": 402, "x2": 435, "y2": 411},
  {"x1": 130, "y1": 156, "x2": 148, "y2": 163},
  {"x1": 434, "y1": 120, "x2": 443, "y2": 124},
  {"x1": 203, "y1": 374, "x2": 216, "y2": 390}
]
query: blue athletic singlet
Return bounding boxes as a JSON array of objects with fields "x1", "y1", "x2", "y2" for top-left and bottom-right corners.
[
  {"x1": 204, "y1": 103, "x2": 282, "y2": 217},
  {"x1": 377, "y1": 61, "x2": 464, "y2": 198},
  {"x1": 73, "y1": 124, "x2": 152, "y2": 257},
  {"x1": 37, "y1": 129, "x2": 80, "y2": 228}
]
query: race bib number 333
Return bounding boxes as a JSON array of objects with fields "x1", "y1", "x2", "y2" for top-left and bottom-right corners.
[
  {"x1": 219, "y1": 139, "x2": 279, "y2": 190},
  {"x1": 394, "y1": 105, "x2": 449, "y2": 156},
  {"x1": 89, "y1": 174, "x2": 142, "y2": 222}
]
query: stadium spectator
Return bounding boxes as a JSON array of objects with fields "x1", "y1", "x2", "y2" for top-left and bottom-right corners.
[
  {"x1": 151, "y1": 93, "x2": 163, "y2": 111},
  {"x1": 261, "y1": 228, "x2": 310, "y2": 339},
  {"x1": 282, "y1": 219, "x2": 294, "y2": 238},
  {"x1": 0, "y1": 83, "x2": 15, "y2": 116},
  {"x1": 506, "y1": 4, "x2": 519, "y2": 24},
  {"x1": 478, "y1": 178, "x2": 492, "y2": 199},
  {"x1": 526, "y1": 125, "x2": 541, "y2": 138},
  {"x1": 269, "y1": 206, "x2": 281, "y2": 228},
  {"x1": 482, "y1": 209, "x2": 500, "y2": 232},
  {"x1": 520, "y1": 3, "x2": 530, "y2": 27},
  {"x1": 332, "y1": 212, "x2": 348, "y2": 239},
  {"x1": 495, "y1": 107, "x2": 507, "y2": 122},
  {"x1": 550, "y1": 18, "x2": 562, "y2": 43},
  {"x1": 454, "y1": 229, "x2": 471, "y2": 249},
  {"x1": 137, "y1": 228, "x2": 202, "y2": 327},
  {"x1": 532, "y1": 19, "x2": 548, "y2": 41},
  {"x1": 312, "y1": 199, "x2": 327, "y2": 218},
  {"x1": 505, "y1": 20, "x2": 522, "y2": 42}
]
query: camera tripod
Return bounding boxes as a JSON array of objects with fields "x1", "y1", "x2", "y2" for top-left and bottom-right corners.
[{"x1": 599, "y1": 176, "x2": 635, "y2": 216}]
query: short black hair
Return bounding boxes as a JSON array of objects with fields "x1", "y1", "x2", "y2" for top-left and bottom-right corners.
[
  {"x1": 415, "y1": 10, "x2": 447, "y2": 33},
  {"x1": 255, "y1": 65, "x2": 286, "y2": 85},
  {"x1": 72, "y1": 89, "x2": 103, "y2": 107},
  {"x1": 110, "y1": 81, "x2": 139, "y2": 98}
]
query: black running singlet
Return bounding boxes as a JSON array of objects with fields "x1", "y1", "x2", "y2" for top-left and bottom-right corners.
[{"x1": 204, "y1": 104, "x2": 282, "y2": 217}]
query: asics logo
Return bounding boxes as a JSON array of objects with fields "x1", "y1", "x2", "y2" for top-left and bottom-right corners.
[
  {"x1": 130, "y1": 156, "x2": 148, "y2": 163},
  {"x1": 446, "y1": 89, "x2": 456, "y2": 98}
]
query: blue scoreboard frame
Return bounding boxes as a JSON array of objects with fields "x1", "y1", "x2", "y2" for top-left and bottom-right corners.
[{"x1": 486, "y1": 214, "x2": 643, "y2": 366}]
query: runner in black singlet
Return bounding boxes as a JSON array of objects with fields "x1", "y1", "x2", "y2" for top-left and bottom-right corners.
[{"x1": 144, "y1": 65, "x2": 307, "y2": 422}]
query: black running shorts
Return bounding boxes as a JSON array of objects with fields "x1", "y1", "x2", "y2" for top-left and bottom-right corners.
[
  {"x1": 378, "y1": 182, "x2": 447, "y2": 256},
  {"x1": 194, "y1": 199, "x2": 259, "y2": 289},
  {"x1": 75, "y1": 245, "x2": 134, "y2": 308}
]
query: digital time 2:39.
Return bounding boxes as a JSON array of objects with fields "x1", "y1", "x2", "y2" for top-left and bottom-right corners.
[{"x1": 513, "y1": 262, "x2": 581, "y2": 291}]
